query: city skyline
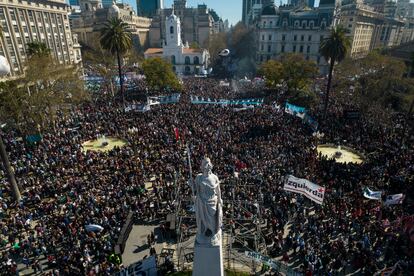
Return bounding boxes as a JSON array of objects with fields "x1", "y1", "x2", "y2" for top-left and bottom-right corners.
[{"x1": 66, "y1": 0, "x2": 332, "y2": 25}]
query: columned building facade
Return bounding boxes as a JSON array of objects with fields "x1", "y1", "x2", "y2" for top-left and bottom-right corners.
[
  {"x1": 0, "y1": 0, "x2": 82, "y2": 77},
  {"x1": 70, "y1": 1, "x2": 151, "y2": 50},
  {"x1": 256, "y1": 3, "x2": 335, "y2": 74}
]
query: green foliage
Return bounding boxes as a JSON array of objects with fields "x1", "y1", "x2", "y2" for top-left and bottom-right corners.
[
  {"x1": 319, "y1": 25, "x2": 351, "y2": 117},
  {"x1": 319, "y1": 25, "x2": 351, "y2": 64},
  {"x1": 142, "y1": 57, "x2": 181, "y2": 91},
  {"x1": 0, "y1": 55, "x2": 88, "y2": 134},
  {"x1": 100, "y1": 18, "x2": 132, "y2": 55},
  {"x1": 258, "y1": 60, "x2": 283, "y2": 89},
  {"x1": 190, "y1": 41, "x2": 200, "y2": 49},
  {"x1": 100, "y1": 18, "x2": 133, "y2": 103},
  {"x1": 259, "y1": 54, "x2": 317, "y2": 108},
  {"x1": 26, "y1": 41, "x2": 51, "y2": 58},
  {"x1": 280, "y1": 53, "x2": 318, "y2": 93},
  {"x1": 337, "y1": 52, "x2": 414, "y2": 112}
]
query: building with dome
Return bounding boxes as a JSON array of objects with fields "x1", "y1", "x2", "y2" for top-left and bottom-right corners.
[
  {"x1": 144, "y1": 10, "x2": 210, "y2": 75},
  {"x1": 70, "y1": 1, "x2": 151, "y2": 49},
  {"x1": 256, "y1": 2, "x2": 336, "y2": 73}
]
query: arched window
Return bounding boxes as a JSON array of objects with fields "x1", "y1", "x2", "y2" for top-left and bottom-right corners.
[
  {"x1": 193, "y1": 56, "x2": 199, "y2": 65},
  {"x1": 185, "y1": 56, "x2": 190, "y2": 65},
  {"x1": 185, "y1": 66, "x2": 191, "y2": 74},
  {"x1": 170, "y1": 26, "x2": 174, "y2": 34},
  {"x1": 171, "y1": 55, "x2": 176, "y2": 64},
  {"x1": 294, "y1": 20, "x2": 300, "y2": 28},
  {"x1": 309, "y1": 21, "x2": 314, "y2": 29},
  {"x1": 321, "y1": 19, "x2": 326, "y2": 30}
]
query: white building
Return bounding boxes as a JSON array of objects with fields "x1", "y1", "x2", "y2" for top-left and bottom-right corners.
[
  {"x1": 144, "y1": 9, "x2": 209, "y2": 75},
  {"x1": 256, "y1": 3, "x2": 336, "y2": 74},
  {"x1": 0, "y1": 0, "x2": 82, "y2": 77}
]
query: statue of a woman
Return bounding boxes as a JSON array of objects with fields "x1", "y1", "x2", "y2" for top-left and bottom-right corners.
[{"x1": 189, "y1": 157, "x2": 223, "y2": 246}]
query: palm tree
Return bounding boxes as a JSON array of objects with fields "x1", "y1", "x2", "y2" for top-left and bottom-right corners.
[
  {"x1": 100, "y1": 18, "x2": 132, "y2": 106},
  {"x1": 319, "y1": 25, "x2": 351, "y2": 119}
]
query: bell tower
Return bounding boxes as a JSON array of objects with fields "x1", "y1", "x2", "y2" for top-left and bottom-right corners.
[{"x1": 165, "y1": 6, "x2": 182, "y2": 47}]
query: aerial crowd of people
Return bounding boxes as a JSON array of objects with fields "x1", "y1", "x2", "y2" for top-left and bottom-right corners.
[{"x1": 0, "y1": 77, "x2": 413, "y2": 275}]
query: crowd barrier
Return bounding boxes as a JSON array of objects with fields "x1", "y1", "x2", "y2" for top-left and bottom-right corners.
[{"x1": 115, "y1": 211, "x2": 134, "y2": 255}]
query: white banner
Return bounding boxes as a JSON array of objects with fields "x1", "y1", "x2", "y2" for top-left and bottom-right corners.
[
  {"x1": 244, "y1": 251, "x2": 301, "y2": 275},
  {"x1": 384, "y1": 194, "x2": 405, "y2": 205},
  {"x1": 115, "y1": 256, "x2": 157, "y2": 276},
  {"x1": 244, "y1": 251, "x2": 279, "y2": 270},
  {"x1": 363, "y1": 187, "x2": 383, "y2": 200},
  {"x1": 283, "y1": 175, "x2": 325, "y2": 205}
]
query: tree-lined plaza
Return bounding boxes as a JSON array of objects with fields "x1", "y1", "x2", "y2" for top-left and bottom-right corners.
[{"x1": 0, "y1": 17, "x2": 413, "y2": 276}]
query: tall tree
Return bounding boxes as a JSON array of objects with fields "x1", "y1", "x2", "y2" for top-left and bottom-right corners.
[
  {"x1": 258, "y1": 60, "x2": 283, "y2": 89},
  {"x1": 142, "y1": 57, "x2": 181, "y2": 91},
  {"x1": 100, "y1": 18, "x2": 132, "y2": 106},
  {"x1": 319, "y1": 25, "x2": 351, "y2": 118},
  {"x1": 281, "y1": 54, "x2": 318, "y2": 95},
  {"x1": 0, "y1": 54, "x2": 88, "y2": 134}
]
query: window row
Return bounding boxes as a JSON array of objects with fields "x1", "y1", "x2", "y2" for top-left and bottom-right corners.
[
  {"x1": 261, "y1": 34, "x2": 325, "y2": 42},
  {"x1": 171, "y1": 55, "x2": 200, "y2": 65}
]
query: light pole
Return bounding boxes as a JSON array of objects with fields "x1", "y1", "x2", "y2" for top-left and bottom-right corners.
[{"x1": 0, "y1": 55, "x2": 21, "y2": 202}]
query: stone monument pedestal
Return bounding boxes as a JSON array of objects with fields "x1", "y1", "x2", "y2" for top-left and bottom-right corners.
[{"x1": 192, "y1": 242, "x2": 224, "y2": 276}]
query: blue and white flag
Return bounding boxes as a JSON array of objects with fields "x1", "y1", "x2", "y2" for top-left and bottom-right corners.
[
  {"x1": 285, "y1": 102, "x2": 307, "y2": 114},
  {"x1": 363, "y1": 187, "x2": 382, "y2": 200},
  {"x1": 384, "y1": 194, "x2": 405, "y2": 205},
  {"x1": 190, "y1": 96, "x2": 263, "y2": 106}
]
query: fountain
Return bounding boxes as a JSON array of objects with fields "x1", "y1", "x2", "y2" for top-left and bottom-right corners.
[
  {"x1": 317, "y1": 144, "x2": 364, "y2": 164},
  {"x1": 82, "y1": 135, "x2": 127, "y2": 153},
  {"x1": 101, "y1": 135, "x2": 109, "y2": 147}
]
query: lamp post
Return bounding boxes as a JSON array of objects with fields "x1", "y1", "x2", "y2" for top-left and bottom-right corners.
[{"x1": 0, "y1": 55, "x2": 21, "y2": 202}]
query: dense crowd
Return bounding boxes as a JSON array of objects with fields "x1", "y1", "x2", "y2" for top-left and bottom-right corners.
[{"x1": 0, "y1": 77, "x2": 413, "y2": 275}]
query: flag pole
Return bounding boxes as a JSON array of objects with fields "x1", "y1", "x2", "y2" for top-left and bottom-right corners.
[{"x1": 186, "y1": 143, "x2": 194, "y2": 197}]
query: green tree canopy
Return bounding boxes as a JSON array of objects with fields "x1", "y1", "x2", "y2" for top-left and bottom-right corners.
[
  {"x1": 337, "y1": 52, "x2": 413, "y2": 112},
  {"x1": 280, "y1": 53, "x2": 318, "y2": 94},
  {"x1": 142, "y1": 57, "x2": 181, "y2": 91},
  {"x1": 100, "y1": 18, "x2": 132, "y2": 55},
  {"x1": 259, "y1": 54, "x2": 318, "y2": 107},
  {"x1": 258, "y1": 60, "x2": 283, "y2": 89},
  {"x1": 0, "y1": 54, "x2": 88, "y2": 134}
]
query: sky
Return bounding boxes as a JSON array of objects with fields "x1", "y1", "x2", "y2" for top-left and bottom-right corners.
[
  {"x1": 69, "y1": 0, "x2": 328, "y2": 25},
  {"x1": 121, "y1": 0, "x2": 323, "y2": 25},
  {"x1": 120, "y1": 0, "x2": 243, "y2": 25}
]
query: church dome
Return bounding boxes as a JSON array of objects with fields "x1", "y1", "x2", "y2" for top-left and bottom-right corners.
[{"x1": 262, "y1": 4, "x2": 277, "y2": 16}]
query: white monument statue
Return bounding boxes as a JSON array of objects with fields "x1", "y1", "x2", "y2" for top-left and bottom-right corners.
[{"x1": 189, "y1": 157, "x2": 224, "y2": 276}]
